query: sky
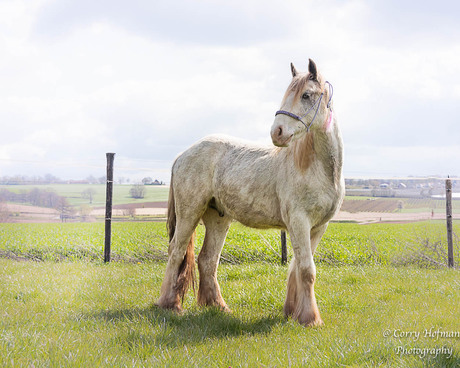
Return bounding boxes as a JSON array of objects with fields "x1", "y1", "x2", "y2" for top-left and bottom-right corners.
[{"x1": 1, "y1": 0, "x2": 460, "y2": 183}]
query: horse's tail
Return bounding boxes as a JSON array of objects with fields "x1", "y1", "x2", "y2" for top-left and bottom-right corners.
[
  {"x1": 175, "y1": 231, "x2": 196, "y2": 301},
  {"x1": 167, "y1": 182, "x2": 176, "y2": 242},
  {"x1": 167, "y1": 176, "x2": 196, "y2": 301}
]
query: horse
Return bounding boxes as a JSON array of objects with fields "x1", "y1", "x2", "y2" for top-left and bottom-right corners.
[{"x1": 156, "y1": 59, "x2": 344, "y2": 326}]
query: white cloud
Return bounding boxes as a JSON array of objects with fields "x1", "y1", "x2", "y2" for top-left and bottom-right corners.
[
  {"x1": 346, "y1": 145, "x2": 460, "y2": 177},
  {"x1": 0, "y1": 0, "x2": 459, "y2": 180}
]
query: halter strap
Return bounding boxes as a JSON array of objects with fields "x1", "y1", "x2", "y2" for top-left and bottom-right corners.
[
  {"x1": 275, "y1": 81, "x2": 333, "y2": 132},
  {"x1": 325, "y1": 81, "x2": 333, "y2": 109}
]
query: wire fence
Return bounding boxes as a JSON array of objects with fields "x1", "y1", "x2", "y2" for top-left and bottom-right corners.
[{"x1": 0, "y1": 156, "x2": 459, "y2": 268}]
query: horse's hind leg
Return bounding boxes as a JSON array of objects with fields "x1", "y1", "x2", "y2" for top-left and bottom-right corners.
[
  {"x1": 197, "y1": 208, "x2": 232, "y2": 312},
  {"x1": 157, "y1": 216, "x2": 200, "y2": 312}
]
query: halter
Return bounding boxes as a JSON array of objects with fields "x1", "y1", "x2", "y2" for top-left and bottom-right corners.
[{"x1": 275, "y1": 81, "x2": 333, "y2": 132}]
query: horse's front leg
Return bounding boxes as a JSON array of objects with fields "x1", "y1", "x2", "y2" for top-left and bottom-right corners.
[{"x1": 284, "y1": 215, "x2": 323, "y2": 326}]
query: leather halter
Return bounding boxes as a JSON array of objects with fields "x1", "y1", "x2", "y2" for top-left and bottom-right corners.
[{"x1": 275, "y1": 81, "x2": 333, "y2": 132}]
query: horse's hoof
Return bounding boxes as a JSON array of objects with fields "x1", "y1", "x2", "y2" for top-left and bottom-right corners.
[
  {"x1": 305, "y1": 318, "x2": 323, "y2": 327},
  {"x1": 221, "y1": 305, "x2": 232, "y2": 313},
  {"x1": 154, "y1": 301, "x2": 183, "y2": 313},
  {"x1": 299, "y1": 315, "x2": 323, "y2": 327}
]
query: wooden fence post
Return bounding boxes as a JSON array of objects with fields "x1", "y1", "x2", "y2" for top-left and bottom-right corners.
[
  {"x1": 446, "y1": 178, "x2": 454, "y2": 268},
  {"x1": 281, "y1": 230, "x2": 287, "y2": 265},
  {"x1": 104, "y1": 153, "x2": 115, "y2": 263}
]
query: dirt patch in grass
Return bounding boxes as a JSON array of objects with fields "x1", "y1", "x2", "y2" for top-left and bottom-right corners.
[
  {"x1": 94, "y1": 201, "x2": 168, "y2": 210},
  {"x1": 0, "y1": 250, "x2": 34, "y2": 262}
]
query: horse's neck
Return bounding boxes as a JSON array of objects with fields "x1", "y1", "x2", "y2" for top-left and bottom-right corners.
[
  {"x1": 288, "y1": 116, "x2": 343, "y2": 187},
  {"x1": 314, "y1": 118, "x2": 344, "y2": 187}
]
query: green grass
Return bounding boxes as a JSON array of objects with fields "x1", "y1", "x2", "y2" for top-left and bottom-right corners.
[
  {"x1": 3, "y1": 184, "x2": 460, "y2": 217},
  {"x1": 344, "y1": 195, "x2": 375, "y2": 200},
  {"x1": 1, "y1": 221, "x2": 459, "y2": 267},
  {"x1": 1, "y1": 260, "x2": 458, "y2": 367},
  {"x1": 1, "y1": 222, "x2": 459, "y2": 366},
  {"x1": 0, "y1": 184, "x2": 169, "y2": 206}
]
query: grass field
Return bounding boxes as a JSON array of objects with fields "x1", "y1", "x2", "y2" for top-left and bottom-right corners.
[
  {"x1": 1, "y1": 221, "x2": 459, "y2": 266},
  {"x1": 1, "y1": 261, "x2": 459, "y2": 367},
  {"x1": 0, "y1": 184, "x2": 169, "y2": 207},
  {"x1": 3, "y1": 184, "x2": 460, "y2": 210},
  {"x1": 341, "y1": 197, "x2": 460, "y2": 214},
  {"x1": 1, "y1": 221, "x2": 459, "y2": 367}
]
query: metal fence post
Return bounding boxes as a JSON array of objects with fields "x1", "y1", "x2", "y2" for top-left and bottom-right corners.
[
  {"x1": 446, "y1": 178, "x2": 454, "y2": 268},
  {"x1": 281, "y1": 230, "x2": 287, "y2": 265},
  {"x1": 104, "y1": 153, "x2": 115, "y2": 263}
]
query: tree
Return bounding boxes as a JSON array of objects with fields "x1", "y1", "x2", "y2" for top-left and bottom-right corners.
[
  {"x1": 55, "y1": 197, "x2": 74, "y2": 222},
  {"x1": 142, "y1": 177, "x2": 153, "y2": 185},
  {"x1": 86, "y1": 175, "x2": 98, "y2": 184},
  {"x1": 0, "y1": 201, "x2": 11, "y2": 222},
  {"x1": 81, "y1": 188, "x2": 97, "y2": 204},
  {"x1": 44, "y1": 173, "x2": 59, "y2": 184},
  {"x1": 123, "y1": 208, "x2": 136, "y2": 219},
  {"x1": 130, "y1": 184, "x2": 145, "y2": 199},
  {"x1": 79, "y1": 204, "x2": 92, "y2": 221},
  {"x1": 28, "y1": 188, "x2": 42, "y2": 206}
]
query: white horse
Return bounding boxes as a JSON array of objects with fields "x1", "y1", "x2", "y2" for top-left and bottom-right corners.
[{"x1": 157, "y1": 59, "x2": 344, "y2": 326}]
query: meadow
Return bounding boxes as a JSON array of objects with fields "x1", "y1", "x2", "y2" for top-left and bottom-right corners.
[
  {"x1": 1, "y1": 221, "x2": 459, "y2": 367},
  {"x1": 1, "y1": 262, "x2": 459, "y2": 367},
  {"x1": 341, "y1": 197, "x2": 460, "y2": 214},
  {"x1": 1, "y1": 221, "x2": 459, "y2": 267},
  {"x1": 0, "y1": 184, "x2": 169, "y2": 207}
]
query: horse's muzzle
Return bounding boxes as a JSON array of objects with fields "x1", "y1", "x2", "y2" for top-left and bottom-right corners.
[{"x1": 271, "y1": 124, "x2": 293, "y2": 147}]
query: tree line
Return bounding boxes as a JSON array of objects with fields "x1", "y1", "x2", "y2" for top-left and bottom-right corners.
[
  {"x1": 0, "y1": 174, "x2": 108, "y2": 185},
  {"x1": 0, "y1": 188, "x2": 73, "y2": 218}
]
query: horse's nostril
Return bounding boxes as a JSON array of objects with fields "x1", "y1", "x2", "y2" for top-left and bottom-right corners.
[{"x1": 278, "y1": 127, "x2": 283, "y2": 137}]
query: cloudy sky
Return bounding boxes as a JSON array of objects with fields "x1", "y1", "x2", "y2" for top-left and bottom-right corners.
[{"x1": 1, "y1": 0, "x2": 459, "y2": 182}]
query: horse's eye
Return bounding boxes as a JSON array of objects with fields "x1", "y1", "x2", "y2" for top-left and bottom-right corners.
[{"x1": 302, "y1": 92, "x2": 310, "y2": 100}]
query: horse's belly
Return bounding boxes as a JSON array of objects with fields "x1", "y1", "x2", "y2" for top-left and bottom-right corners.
[
  {"x1": 218, "y1": 194, "x2": 284, "y2": 229},
  {"x1": 235, "y1": 215, "x2": 284, "y2": 230}
]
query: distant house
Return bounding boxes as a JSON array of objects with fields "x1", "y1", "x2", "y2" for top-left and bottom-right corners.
[
  {"x1": 142, "y1": 178, "x2": 165, "y2": 186},
  {"x1": 66, "y1": 180, "x2": 90, "y2": 184},
  {"x1": 372, "y1": 183, "x2": 395, "y2": 197}
]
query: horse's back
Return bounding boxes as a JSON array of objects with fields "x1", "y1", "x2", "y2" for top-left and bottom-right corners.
[
  {"x1": 172, "y1": 134, "x2": 248, "y2": 197},
  {"x1": 173, "y1": 134, "x2": 269, "y2": 173},
  {"x1": 172, "y1": 135, "x2": 283, "y2": 227},
  {"x1": 172, "y1": 135, "x2": 228, "y2": 190}
]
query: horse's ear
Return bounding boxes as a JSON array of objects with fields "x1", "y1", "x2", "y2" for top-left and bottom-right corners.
[
  {"x1": 308, "y1": 58, "x2": 318, "y2": 81},
  {"x1": 290, "y1": 62, "x2": 298, "y2": 78}
]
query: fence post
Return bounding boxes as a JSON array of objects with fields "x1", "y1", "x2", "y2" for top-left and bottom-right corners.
[
  {"x1": 281, "y1": 230, "x2": 287, "y2": 265},
  {"x1": 104, "y1": 153, "x2": 115, "y2": 263},
  {"x1": 446, "y1": 178, "x2": 454, "y2": 268}
]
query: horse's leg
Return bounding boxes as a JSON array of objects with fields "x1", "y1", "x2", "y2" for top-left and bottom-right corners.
[
  {"x1": 284, "y1": 215, "x2": 323, "y2": 326},
  {"x1": 311, "y1": 223, "x2": 328, "y2": 255},
  {"x1": 197, "y1": 208, "x2": 232, "y2": 312},
  {"x1": 157, "y1": 215, "x2": 200, "y2": 312}
]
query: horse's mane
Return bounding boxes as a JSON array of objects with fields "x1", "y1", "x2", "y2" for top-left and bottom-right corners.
[
  {"x1": 282, "y1": 73, "x2": 326, "y2": 105},
  {"x1": 274, "y1": 131, "x2": 315, "y2": 172},
  {"x1": 293, "y1": 132, "x2": 315, "y2": 172}
]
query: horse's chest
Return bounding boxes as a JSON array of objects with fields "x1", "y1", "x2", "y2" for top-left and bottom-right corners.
[{"x1": 296, "y1": 182, "x2": 343, "y2": 226}]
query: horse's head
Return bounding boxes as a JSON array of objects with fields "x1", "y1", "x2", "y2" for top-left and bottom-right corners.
[{"x1": 271, "y1": 59, "x2": 333, "y2": 147}]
